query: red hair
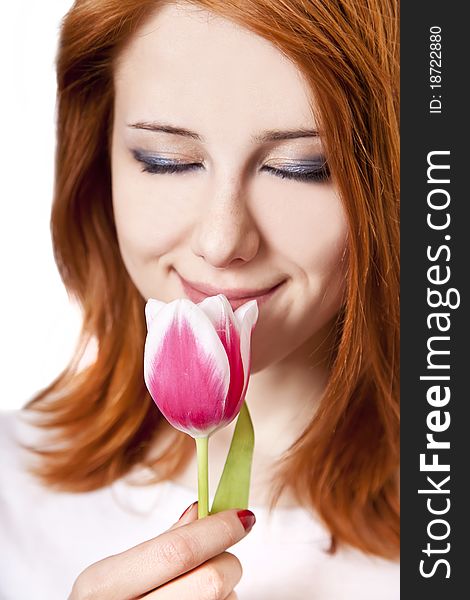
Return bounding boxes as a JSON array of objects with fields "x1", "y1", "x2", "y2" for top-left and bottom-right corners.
[{"x1": 24, "y1": 0, "x2": 399, "y2": 559}]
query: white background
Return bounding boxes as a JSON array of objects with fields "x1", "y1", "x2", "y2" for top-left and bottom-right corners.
[{"x1": 0, "y1": 1, "x2": 81, "y2": 411}]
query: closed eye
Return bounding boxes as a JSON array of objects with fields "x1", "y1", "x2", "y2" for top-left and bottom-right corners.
[
  {"x1": 132, "y1": 150, "x2": 203, "y2": 174},
  {"x1": 132, "y1": 149, "x2": 330, "y2": 183},
  {"x1": 140, "y1": 161, "x2": 202, "y2": 174},
  {"x1": 262, "y1": 161, "x2": 330, "y2": 183}
]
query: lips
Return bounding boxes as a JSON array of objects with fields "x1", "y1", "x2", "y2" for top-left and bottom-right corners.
[{"x1": 176, "y1": 272, "x2": 285, "y2": 310}]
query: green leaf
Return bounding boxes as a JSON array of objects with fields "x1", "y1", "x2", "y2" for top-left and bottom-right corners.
[{"x1": 210, "y1": 400, "x2": 255, "y2": 514}]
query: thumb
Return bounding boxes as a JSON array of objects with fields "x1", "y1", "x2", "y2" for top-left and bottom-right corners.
[{"x1": 168, "y1": 500, "x2": 199, "y2": 530}]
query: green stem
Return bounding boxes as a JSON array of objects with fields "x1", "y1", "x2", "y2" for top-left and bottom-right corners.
[{"x1": 195, "y1": 436, "x2": 209, "y2": 518}]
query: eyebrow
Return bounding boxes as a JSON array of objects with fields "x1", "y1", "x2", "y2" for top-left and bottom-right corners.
[{"x1": 127, "y1": 121, "x2": 319, "y2": 143}]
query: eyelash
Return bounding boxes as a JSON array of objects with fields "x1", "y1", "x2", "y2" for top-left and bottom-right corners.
[
  {"x1": 262, "y1": 163, "x2": 330, "y2": 183},
  {"x1": 135, "y1": 156, "x2": 330, "y2": 183}
]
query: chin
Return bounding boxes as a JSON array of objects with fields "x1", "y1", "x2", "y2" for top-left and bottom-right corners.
[{"x1": 249, "y1": 334, "x2": 286, "y2": 374}]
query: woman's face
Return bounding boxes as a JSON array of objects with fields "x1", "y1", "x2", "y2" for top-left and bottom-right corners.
[{"x1": 111, "y1": 2, "x2": 348, "y2": 372}]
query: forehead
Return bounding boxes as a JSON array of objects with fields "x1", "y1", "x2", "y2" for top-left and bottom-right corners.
[{"x1": 113, "y1": 2, "x2": 317, "y2": 134}]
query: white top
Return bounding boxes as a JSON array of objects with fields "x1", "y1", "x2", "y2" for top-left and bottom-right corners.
[{"x1": 0, "y1": 410, "x2": 399, "y2": 599}]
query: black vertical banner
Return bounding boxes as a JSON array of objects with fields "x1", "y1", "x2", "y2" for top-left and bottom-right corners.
[{"x1": 401, "y1": 2, "x2": 468, "y2": 598}]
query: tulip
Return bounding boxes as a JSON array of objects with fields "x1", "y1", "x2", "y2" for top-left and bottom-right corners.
[{"x1": 144, "y1": 294, "x2": 259, "y2": 517}]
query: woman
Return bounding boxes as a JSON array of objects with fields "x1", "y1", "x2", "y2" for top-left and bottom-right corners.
[{"x1": 0, "y1": 0, "x2": 400, "y2": 598}]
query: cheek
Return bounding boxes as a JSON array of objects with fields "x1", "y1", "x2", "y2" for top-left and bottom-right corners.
[
  {"x1": 302, "y1": 201, "x2": 348, "y2": 278},
  {"x1": 297, "y1": 197, "x2": 348, "y2": 312},
  {"x1": 111, "y1": 169, "x2": 192, "y2": 263},
  {"x1": 249, "y1": 187, "x2": 348, "y2": 370},
  {"x1": 256, "y1": 184, "x2": 348, "y2": 278}
]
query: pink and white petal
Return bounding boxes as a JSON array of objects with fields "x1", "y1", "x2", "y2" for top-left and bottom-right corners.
[
  {"x1": 198, "y1": 295, "x2": 235, "y2": 336},
  {"x1": 148, "y1": 322, "x2": 228, "y2": 437},
  {"x1": 144, "y1": 299, "x2": 230, "y2": 396},
  {"x1": 200, "y1": 295, "x2": 247, "y2": 422},
  {"x1": 235, "y1": 300, "x2": 259, "y2": 397},
  {"x1": 178, "y1": 300, "x2": 232, "y2": 383},
  {"x1": 198, "y1": 294, "x2": 250, "y2": 425},
  {"x1": 200, "y1": 294, "x2": 245, "y2": 364},
  {"x1": 144, "y1": 301, "x2": 177, "y2": 380},
  {"x1": 144, "y1": 309, "x2": 230, "y2": 437},
  {"x1": 145, "y1": 298, "x2": 168, "y2": 329},
  {"x1": 234, "y1": 299, "x2": 259, "y2": 332}
]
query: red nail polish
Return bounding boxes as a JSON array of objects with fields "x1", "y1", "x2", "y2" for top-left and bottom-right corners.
[
  {"x1": 179, "y1": 501, "x2": 197, "y2": 520},
  {"x1": 237, "y1": 509, "x2": 256, "y2": 532}
]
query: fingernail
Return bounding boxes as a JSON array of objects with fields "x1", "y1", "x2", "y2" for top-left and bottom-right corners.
[
  {"x1": 179, "y1": 501, "x2": 198, "y2": 520},
  {"x1": 237, "y1": 509, "x2": 256, "y2": 532}
]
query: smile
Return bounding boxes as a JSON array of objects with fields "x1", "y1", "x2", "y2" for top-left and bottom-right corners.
[{"x1": 176, "y1": 272, "x2": 286, "y2": 310}]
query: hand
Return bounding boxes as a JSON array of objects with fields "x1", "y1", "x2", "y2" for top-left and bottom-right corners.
[{"x1": 68, "y1": 501, "x2": 255, "y2": 599}]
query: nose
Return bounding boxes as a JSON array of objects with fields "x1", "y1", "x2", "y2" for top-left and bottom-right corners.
[{"x1": 191, "y1": 177, "x2": 260, "y2": 268}]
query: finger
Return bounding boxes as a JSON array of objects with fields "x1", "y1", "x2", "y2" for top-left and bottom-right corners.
[
  {"x1": 79, "y1": 508, "x2": 255, "y2": 600},
  {"x1": 168, "y1": 501, "x2": 199, "y2": 530},
  {"x1": 142, "y1": 551, "x2": 242, "y2": 599}
]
